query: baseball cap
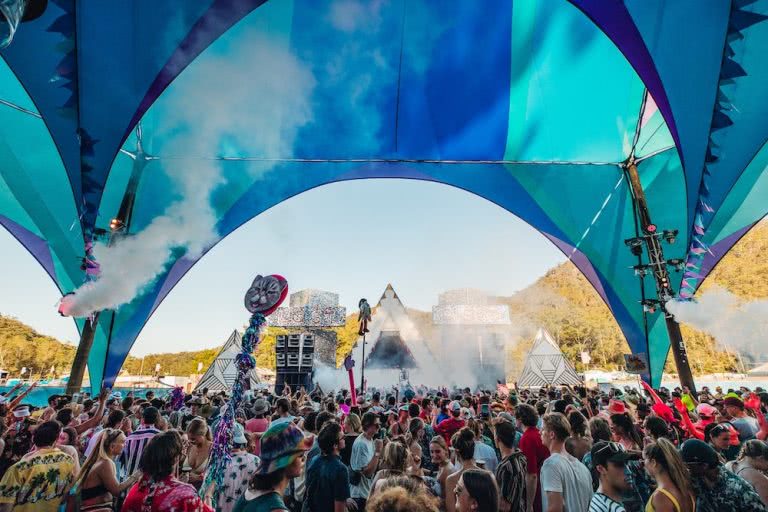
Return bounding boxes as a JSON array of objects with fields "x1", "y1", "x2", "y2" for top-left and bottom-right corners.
[
  {"x1": 232, "y1": 422, "x2": 247, "y2": 445},
  {"x1": 591, "y1": 441, "x2": 639, "y2": 467},
  {"x1": 449, "y1": 401, "x2": 461, "y2": 412},
  {"x1": 695, "y1": 403, "x2": 717, "y2": 418},
  {"x1": 498, "y1": 412, "x2": 515, "y2": 423},
  {"x1": 680, "y1": 439, "x2": 720, "y2": 467}
]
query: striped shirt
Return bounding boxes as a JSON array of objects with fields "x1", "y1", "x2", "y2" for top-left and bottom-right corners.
[
  {"x1": 119, "y1": 426, "x2": 160, "y2": 478},
  {"x1": 589, "y1": 492, "x2": 626, "y2": 512}
]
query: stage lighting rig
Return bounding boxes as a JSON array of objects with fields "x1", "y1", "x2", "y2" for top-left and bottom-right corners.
[
  {"x1": 663, "y1": 229, "x2": 678, "y2": 244},
  {"x1": 666, "y1": 258, "x2": 685, "y2": 272},
  {"x1": 624, "y1": 237, "x2": 644, "y2": 256},
  {"x1": 641, "y1": 299, "x2": 661, "y2": 314}
]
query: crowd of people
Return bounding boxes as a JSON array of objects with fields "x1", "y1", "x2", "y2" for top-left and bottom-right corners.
[{"x1": 1, "y1": 380, "x2": 768, "y2": 512}]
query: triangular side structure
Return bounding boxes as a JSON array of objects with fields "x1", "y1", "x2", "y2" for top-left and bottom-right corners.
[
  {"x1": 518, "y1": 328, "x2": 581, "y2": 388},
  {"x1": 195, "y1": 330, "x2": 259, "y2": 391}
]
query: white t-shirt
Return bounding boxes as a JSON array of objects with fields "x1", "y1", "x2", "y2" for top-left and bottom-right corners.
[
  {"x1": 474, "y1": 442, "x2": 499, "y2": 473},
  {"x1": 541, "y1": 452, "x2": 593, "y2": 512},
  {"x1": 350, "y1": 434, "x2": 375, "y2": 499}
]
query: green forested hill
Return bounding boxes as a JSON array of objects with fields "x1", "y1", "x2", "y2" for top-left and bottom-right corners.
[{"x1": 2, "y1": 222, "x2": 766, "y2": 378}]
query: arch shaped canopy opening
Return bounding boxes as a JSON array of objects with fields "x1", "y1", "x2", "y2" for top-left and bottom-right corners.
[{"x1": 0, "y1": 0, "x2": 766, "y2": 390}]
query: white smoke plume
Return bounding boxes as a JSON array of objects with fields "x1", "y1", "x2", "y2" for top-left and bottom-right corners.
[
  {"x1": 667, "y1": 286, "x2": 768, "y2": 363},
  {"x1": 344, "y1": 289, "x2": 526, "y2": 390},
  {"x1": 60, "y1": 31, "x2": 315, "y2": 317}
]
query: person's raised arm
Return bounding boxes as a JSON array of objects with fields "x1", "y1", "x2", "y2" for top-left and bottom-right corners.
[
  {"x1": 74, "y1": 388, "x2": 108, "y2": 435},
  {"x1": 673, "y1": 398, "x2": 704, "y2": 441},
  {"x1": 6, "y1": 381, "x2": 38, "y2": 412}
]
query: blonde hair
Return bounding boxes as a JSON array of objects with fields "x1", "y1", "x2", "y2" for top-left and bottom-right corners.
[
  {"x1": 367, "y1": 480, "x2": 439, "y2": 512},
  {"x1": 429, "y1": 435, "x2": 448, "y2": 452},
  {"x1": 75, "y1": 428, "x2": 124, "y2": 488},
  {"x1": 186, "y1": 417, "x2": 212, "y2": 441},
  {"x1": 382, "y1": 438, "x2": 409, "y2": 472},
  {"x1": 644, "y1": 438, "x2": 693, "y2": 501},
  {"x1": 346, "y1": 413, "x2": 362, "y2": 433}
]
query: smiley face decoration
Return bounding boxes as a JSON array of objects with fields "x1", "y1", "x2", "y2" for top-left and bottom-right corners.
[{"x1": 244, "y1": 274, "x2": 288, "y2": 315}]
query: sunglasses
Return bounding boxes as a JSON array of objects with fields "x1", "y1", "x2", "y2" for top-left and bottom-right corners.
[
  {"x1": 595, "y1": 442, "x2": 624, "y2": 457},
  {"x1": 710, "y1": 423, "x2": 732, "y2": 436}
]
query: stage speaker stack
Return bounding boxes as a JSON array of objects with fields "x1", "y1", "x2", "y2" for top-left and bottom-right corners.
[{"x1": 275, "y1": 333, "x2": 315, "y2": 394}]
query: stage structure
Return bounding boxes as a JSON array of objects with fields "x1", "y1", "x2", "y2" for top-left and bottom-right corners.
[
  {"x1": 195, "y1": 330, "x2": 260, "y2": 392},
  {"x1": 518, "y1": 328, "x2": 582, "y2": 388},
  {"x1": 270, "y1": 289, "x2": 346, "y2": 393},
  {"x1": 432, "y1": 289, "x2": 511, "y2": 389},
  {"x1": 350, "y1": 284, "x2": 439, "y2": 387}
]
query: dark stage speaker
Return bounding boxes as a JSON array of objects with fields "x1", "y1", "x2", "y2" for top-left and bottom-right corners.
[{"x1": 275, "y1": 333, "x2": 316, "y2": 394}]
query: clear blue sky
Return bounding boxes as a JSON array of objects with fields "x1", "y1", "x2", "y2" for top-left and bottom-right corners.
[{"x1": 0, "y1": 179, "x2": 565, "y2": 356}]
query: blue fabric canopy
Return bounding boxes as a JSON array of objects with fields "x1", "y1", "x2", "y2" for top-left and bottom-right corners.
[{"x1": 0, "y1": 0, "x2": 766, "y2": 390}]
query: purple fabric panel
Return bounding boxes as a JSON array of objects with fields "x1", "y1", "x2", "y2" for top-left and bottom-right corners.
[
  {"x1": 698, "y1": 224, "x2": 755, "y2": 281},
  {"x1": 0, "y1": 214, "x2": 57, "y2": 281},
  {"x1": 543, "y1": 232, "x2": 610, "y2": 305},
  {"x1": 123, "y1": 0, "x2": 269, "y2": 139},
  {"x1": 568, "y1": 0, "x2": 681, "y2": 159}
]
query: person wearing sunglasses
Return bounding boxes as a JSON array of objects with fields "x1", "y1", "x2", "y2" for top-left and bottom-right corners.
[
  {"x1": 589, "y1": 441, "x2": 638, "y2": 512},
  {"x1": 350, "y1": 412, "x2": 384, "y2": 510}
]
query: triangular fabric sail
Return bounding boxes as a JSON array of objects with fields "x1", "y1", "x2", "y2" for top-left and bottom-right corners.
[
  {"x1": 195, "y1": 330, "x2": 259, "y2": 391},
  {"x1": 518, "y1": 328, "x2": 581, "y2": 388}
]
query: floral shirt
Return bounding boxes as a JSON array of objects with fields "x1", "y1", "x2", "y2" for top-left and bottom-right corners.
[
  {"x1": 0, "y1": 446, "x2": 76, "y2": 512},
  {"x1": 217, "y1": 451, "x2": 260, "y2": 512},
  {"x1": 691, "y1": 466, "x2": 768, "y2": 512},
  {"x1": 122, "y1": 475, "x2": 213, "y2": 512}
]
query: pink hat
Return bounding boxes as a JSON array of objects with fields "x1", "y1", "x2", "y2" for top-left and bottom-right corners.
[
  {"x1": 696, "y1": 403, "x2": 717, "y2": 418},
  {"x1": 608, "y1": 400, "x2": 626, "y2": 415}
]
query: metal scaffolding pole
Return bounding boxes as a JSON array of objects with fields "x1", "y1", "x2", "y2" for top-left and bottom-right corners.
[{"x1": 625, "y1": 160, "x2": 696, "y2": 395}]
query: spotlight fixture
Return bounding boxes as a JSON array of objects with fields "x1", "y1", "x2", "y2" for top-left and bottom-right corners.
[
  {"x1": 109, "y1": 218, "x2": 124, "y2": 231},
  {"x1": 666, "y1": 258, "x2": 685, "y2": 272},
  {"x1": 645, "y1": 224, "x2": 657, "y2": 234},
  {"x1": 624, "y1": 237, "x2": 644, "y2": 257},
  {"x1": 641, "y1": 299, "x2": 661, "y2": 314},
  {"x1": 632, "y1": 264, "x2": 650, "y2": 277},
  {"x1": 662, "y1": 229, "x2": 678, "y2": 244}
]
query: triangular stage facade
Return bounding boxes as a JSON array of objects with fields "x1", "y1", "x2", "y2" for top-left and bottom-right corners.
[
  {"x1": 195, "y1": 330, "x2": 260, "y2": 391},
  {"x1": 518, "y1": 328, "x2": 581, "y2": 388},
  {"x1": 351, "y1": 284, "x2": 438, "y2": 371}
]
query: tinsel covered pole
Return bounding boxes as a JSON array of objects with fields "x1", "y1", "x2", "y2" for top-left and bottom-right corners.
[{"x1": 200, "y1": 274, "x2": 288, "y2": 501}]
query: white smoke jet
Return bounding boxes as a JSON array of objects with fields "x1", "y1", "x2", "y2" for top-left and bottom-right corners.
[
  {"x1": 60, "y1": 31, "x2": 315, "y2": 317},
  {"x1": 667, "y1": 286, "x2": 768, "y2": 362}
]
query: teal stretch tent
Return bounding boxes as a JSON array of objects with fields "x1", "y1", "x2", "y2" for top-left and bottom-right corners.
[{"x1": 0, "y1": 0, "x2": 766, "y2": 390}]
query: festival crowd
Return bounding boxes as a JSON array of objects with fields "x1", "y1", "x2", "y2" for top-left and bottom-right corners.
[{"x1": 1, "y1": 380, "x2": 768, "y2": 512}]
